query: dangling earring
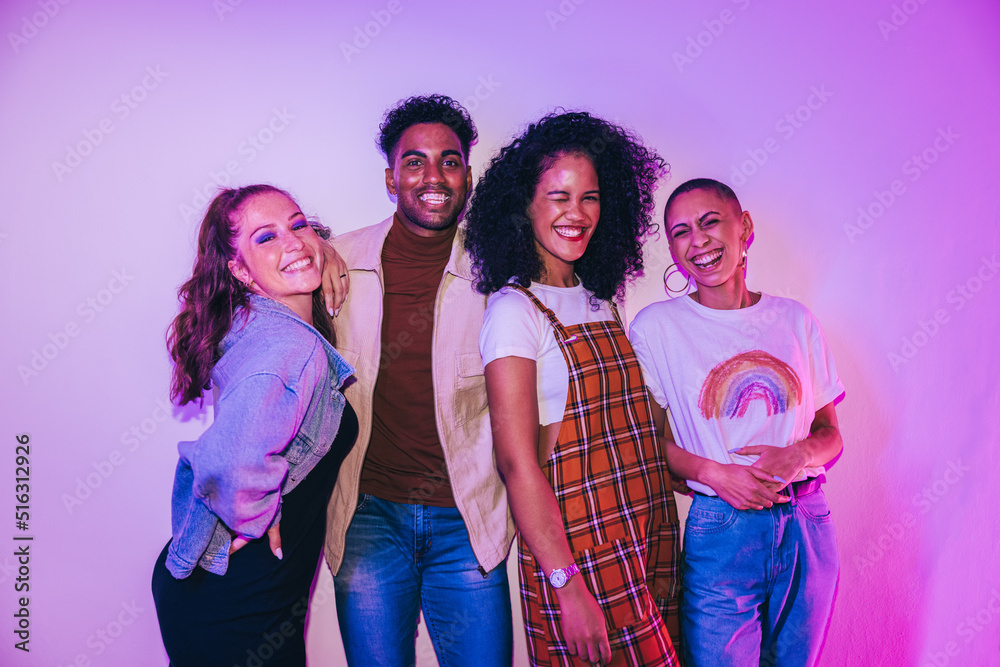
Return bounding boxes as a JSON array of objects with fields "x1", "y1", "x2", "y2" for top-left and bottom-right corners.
[{"x1": 663, "y1": 262, "x2": 693, "y2": 296}]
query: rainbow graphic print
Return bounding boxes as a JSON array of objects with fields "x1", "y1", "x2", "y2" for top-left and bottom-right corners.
[{"x1": 699, "y1": 350, "x2": 802, "y2": 420}]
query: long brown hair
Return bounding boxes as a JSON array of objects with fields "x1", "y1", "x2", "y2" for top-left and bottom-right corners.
[{"x1": 167, "y1": 185, "x2": 333, "y2": 405}]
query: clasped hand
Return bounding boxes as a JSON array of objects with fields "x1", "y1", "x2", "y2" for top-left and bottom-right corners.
[{"x1": 710, "y1": 443, "x2": 809, "y2": 510}]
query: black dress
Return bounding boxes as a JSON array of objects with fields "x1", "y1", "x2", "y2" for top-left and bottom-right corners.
[{"x1": 151, "y1": 401, "x2": 358, "y2": 666}]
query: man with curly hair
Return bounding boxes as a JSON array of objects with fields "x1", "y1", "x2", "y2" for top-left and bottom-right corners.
[{"x1": 324, "y1": 94, "x2": 515, "y2": 665}]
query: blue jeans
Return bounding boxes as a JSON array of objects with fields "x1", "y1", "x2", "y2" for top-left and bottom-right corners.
[
  {"x1": 681, "y1": 489, "x2": 839, "y2": 667},
  {"x1": 333, "y1": 494, "x2": 513, "y2": 666}
]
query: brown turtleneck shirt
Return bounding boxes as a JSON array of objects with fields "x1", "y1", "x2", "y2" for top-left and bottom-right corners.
[{"x1": 358, "y1": 215, "x2": 457, "y2": 507}]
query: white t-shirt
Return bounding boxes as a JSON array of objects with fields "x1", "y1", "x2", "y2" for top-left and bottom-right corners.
[
  {"x1": 480, "y1": 282, "x2": 614, "y2": 426},
  {"x1": 629, "y1": 293, "x2": 844, "y2": 496}
]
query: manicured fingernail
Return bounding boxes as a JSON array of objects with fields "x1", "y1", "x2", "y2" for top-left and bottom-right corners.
[
  {"x1": 328, "y1": 307, "x2": 335, "y2": 317},
  {"x1": 275, "y1": 548, "x2": 283, "y2": 560},
  {"x1": 774, "y1": 476, "x2": 787, "y2": 484},
  {"x1": 728, "y1": 447, "x2": 741, "y2": 454}
]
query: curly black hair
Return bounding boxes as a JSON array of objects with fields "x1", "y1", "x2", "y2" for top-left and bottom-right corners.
[
  {"x1": 464, "y1": 111, "x2": 667, "y2": 302},
  {"x1": 378, "y1": 94, "x2": 477, "y2": 165}
]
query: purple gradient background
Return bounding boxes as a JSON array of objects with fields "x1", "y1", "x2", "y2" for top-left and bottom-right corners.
[{"x1": 1, "y1": 0, "x2": 998, "y2": 665}]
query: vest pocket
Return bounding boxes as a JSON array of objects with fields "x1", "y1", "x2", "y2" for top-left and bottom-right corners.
[
  {"x1": 452, "y1": 352, "x2": 487, "y2": 426},
  {"x1": 574, "y1": 537, "x2": 653, "y2": 630},
  {"x1": 457, "y1": 351, "x2": 485, "y2": 377}
]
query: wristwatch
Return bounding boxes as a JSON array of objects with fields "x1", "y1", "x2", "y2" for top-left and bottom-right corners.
[{"x1": 548, "y1": 562, "x2": 580, "y2": 588}]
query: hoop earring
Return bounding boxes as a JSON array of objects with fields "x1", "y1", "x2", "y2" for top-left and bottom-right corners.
[{"x1": 663, "y1": 262, "x2": 693, "y2": 296}]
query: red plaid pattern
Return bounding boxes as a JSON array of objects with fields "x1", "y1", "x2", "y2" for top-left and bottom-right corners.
[{"x1": 509, "y1": 286, "x2": 681, "y2": 666}]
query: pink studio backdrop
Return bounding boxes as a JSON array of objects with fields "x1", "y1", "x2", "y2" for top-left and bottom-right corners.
[{"x1": 1, "y1": 0, "x2": 998, "y2": 665}]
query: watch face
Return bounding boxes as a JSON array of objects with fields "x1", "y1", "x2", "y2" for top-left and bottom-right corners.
[{"x1": 550, "y1": 569, "x2": 568, "y2": 588}]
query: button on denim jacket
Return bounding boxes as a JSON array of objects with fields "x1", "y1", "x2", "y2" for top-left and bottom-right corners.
[{"x1": 166, "y1": 295, "x2": 354, "y2": 578}]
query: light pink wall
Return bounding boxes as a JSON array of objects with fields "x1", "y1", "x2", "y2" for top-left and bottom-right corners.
[{"x1": 1, "y1": 0, "x2": 997, "y2": 665}]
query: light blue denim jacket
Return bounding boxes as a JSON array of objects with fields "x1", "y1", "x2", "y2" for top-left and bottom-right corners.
[{"x1": 165, "y1": 295, "x2": 354, "y2": 578}]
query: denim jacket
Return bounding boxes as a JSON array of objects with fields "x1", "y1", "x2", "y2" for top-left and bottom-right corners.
[{"x1": 166, "y1": 295, "x2": 354, "y2": 578}]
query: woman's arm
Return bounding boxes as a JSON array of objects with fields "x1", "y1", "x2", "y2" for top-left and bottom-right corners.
[
  {"x1": 182, "y1": 372, "x2": 306, "y2": 539},
  {"x1": 648, "y1": 403, "x2": 787, "y2": 511},
  {"x1": 733, "y1": 401, "x2": 843, "y2": 484},
  {"x1": 486, "y1": 356, "x2": 612, "y2": 665}
]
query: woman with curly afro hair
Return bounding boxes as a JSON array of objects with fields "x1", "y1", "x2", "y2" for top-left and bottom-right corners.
[{"x1": 468, "y1": 112, "x2": 682, "y2": 666}]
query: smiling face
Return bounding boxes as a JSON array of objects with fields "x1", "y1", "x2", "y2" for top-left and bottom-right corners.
[
  {"x1": 666, "y1": 187, "x2": 753, "y2": 292},
  {"x1": 227, "y1": 191, "x2": 324, "y2": 322},
  {"x1": 385, "y1": 122, "x2": 472, "y2": 237},
  {"x1": 528, "y1": 152, "x2": 600, "y2": 286}
]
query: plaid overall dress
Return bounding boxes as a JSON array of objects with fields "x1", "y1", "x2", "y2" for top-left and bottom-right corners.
[{"x1": 510, "y1": 285, "x2": 682, "y2": 666}]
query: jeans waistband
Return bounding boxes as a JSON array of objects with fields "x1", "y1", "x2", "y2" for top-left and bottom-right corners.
[
  {"x1": 778, "y1": 475, "x2": 825, "y2": 499},
  {"x1": 693, "y1": 475, "x2": 825, "y2": 502}
]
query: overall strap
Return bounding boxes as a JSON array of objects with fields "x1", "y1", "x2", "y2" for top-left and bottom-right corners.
[
  {"x1": 503, "y1": 283, "x2": 574, "y2": 343},
  {"x1": 608, "y1": 301, "x2": 624, "y2": 329}
]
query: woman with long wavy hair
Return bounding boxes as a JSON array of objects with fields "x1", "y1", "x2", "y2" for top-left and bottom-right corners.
[
  {"x1": 151, "y1": 184, "x2": 357, "y2": 666},
  {"x1": 466, "y1": 112, "x2": 682, "y2": 666}
]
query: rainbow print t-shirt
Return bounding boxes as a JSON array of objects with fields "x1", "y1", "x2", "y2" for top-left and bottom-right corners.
[{"x1": 629, "y1": 293, "x2": 844, "y2": 497}]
